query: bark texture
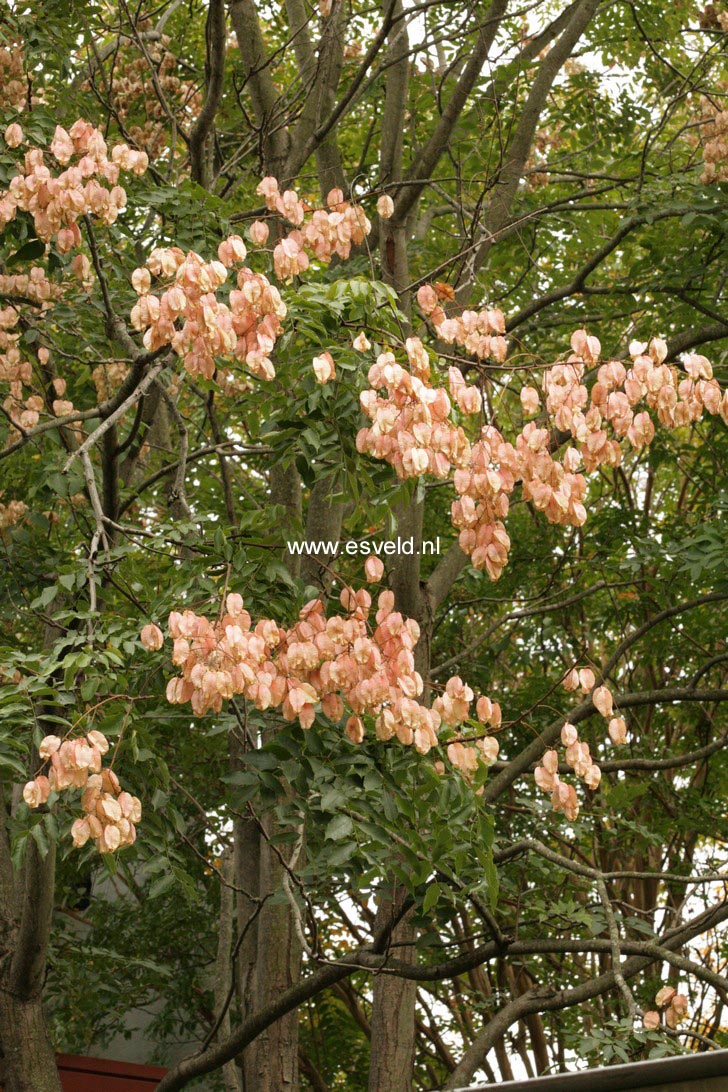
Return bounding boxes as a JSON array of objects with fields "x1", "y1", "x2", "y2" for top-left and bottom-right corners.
[
  {"x1": 368, "y1": 891, "x2": 417, "y2": 1092},
  {"x1": 0, "y1": 991, "x2": 62, "y2": 1092},
  {"x1": 0, "y1": 821, "x2": 61, "y2": 1092}
]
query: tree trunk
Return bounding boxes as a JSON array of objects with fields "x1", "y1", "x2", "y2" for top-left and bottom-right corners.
[
  {"x1": 214, "y1": 849, "x2": 243, "y2": 1092},
  {"x1": 0, "y1": 992, "x2": 62, "y2": 1092},
  {"x1": 368, "y1": 890, "x2": 416, "y2": 1092},
  {"x1": 244, "y1": 832, "x2": 302, "y2": 1091},
  {"x1": 236, "y1": 462, "x2": 307, "y2": 1089},
  {"x1": 0, "y1": 650, "x2": 62, "y2": 1092},
  {"x1": 234, "y1": 776, "x2": 302, "y2": 1092},
  {"x1": 0, "y1": 826, "x2": 60, "y2": 1092}
]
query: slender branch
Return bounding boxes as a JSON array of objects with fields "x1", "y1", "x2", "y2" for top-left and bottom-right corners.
[
  {"x1": 478, "y1": 592, "x2": 728, "y2": 803},
  {"x1": 457, "y1": 0, "x2": 603, "y2": 299},
  {"x1": 155, "y1": 382, "x2": 191, "y2": 518},
  {"x1": 443, "y1": 897, "x2": 728, "y2": 1087},
  {"x1": 601, "y1": 592, "x2": 728, "y2": 682},
  {"x1": 228, "y1": 0, "x2": 291, "y2": 172},
  {"x1": 389, "y1": 0, "x2": 508, "y2": 224},
  {"x1": 155, "y1": 902, "x2": 406, "y2": 1092},
  {"x1": 507, "y1": 206, "x2": 724, "y2": 331},
  {"x1": 119, "y1": 0, "x2": 190, "y2": 145},
  {"x1": 284, "y1": 0, "x2": 400, "y2": 179},
  {"x1": 63, "y1": 361, "x2": 166, "y2": 472},
  {"x1": 484, "y1": 687, "x2": 728, "y2": 805},
  {"x1": 599, "y1": 733, "x2": 728, "y2": 774},
  {"x1": 190, "y1": 0, "x2": 226, "y2": 187},
  {"x1": 433, "y1": 579, "x2": 614, "y2": 674},
  {"x1": 664, "y1": 320, "x2": 728, "y2": 361},
  {"x1": 597, "y1": 876, "x2": 637, "y2": 1024}
]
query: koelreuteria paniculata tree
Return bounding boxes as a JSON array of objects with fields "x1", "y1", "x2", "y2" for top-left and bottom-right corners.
[{"x1": 0, "y1": 2, "x2": 726, "y2": 1090}]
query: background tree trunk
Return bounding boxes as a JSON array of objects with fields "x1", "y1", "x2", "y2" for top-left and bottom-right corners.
[
  {"x1": 368, "y1": 891, "x2": 417, "y2": 1092},
  {"x1": 245, "y1": 828, "x2": 302, "y2": 1092}
]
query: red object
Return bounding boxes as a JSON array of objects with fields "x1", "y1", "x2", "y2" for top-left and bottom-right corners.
[{"x1": 55, "y1": 1054, "x2": 167, "y2": 1090}]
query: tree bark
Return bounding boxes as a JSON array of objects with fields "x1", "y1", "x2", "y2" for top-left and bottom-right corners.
[
  {"x1": 236, "y1": 457, "x2": 315, "y2": 1089},
  {"x1": 0, "y1": 616, "x2": 62, "y2": 1092},
  {"x1": 228, "y1": 0, "x2": 291, "y2": 177},
  {"x1": 368, "y1": 892, "x2": 417, "y2": 1092},
  {"x1": 244, "y1": 817, "x2": 302, "y2": 1092},
  {"x1": 0, "y1": 991, "x2": 62, "y2": 1092},
  {"x1": 212, "y1": 849, "x2": 243, "y2": 1092},
  {"x1": 0, "y1": 817, "x2": 62, "y2": 1092}
]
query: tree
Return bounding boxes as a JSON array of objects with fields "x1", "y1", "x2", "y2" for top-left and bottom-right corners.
[{"x1": 0, "y1": 2, "x2": 727, "y2": 1090}]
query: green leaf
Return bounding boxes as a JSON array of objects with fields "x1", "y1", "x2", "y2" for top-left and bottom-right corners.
[
  {"x1": 422, "y1": 882, "x2": 441, "y2": 913},
  {"x1": 30, "y1": 821, "x2": 49, "y2": 858},
  {"x1": 148, "y1": 871, "x2": 176, "y2": 899},
  {"x1": 8, "y1": 238, "x2": 45, "y2": 265},
  {"x1": 30, "y1": 584, "x2": 58, "y2": 610},
  {"x1": 325, "y1": 814, "x2": 354, "y2": 841}
]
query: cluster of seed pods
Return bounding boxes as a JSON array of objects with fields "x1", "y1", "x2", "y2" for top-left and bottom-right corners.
[{"x1": 23, "y1": 731, "x2": 141, "y2": 854}]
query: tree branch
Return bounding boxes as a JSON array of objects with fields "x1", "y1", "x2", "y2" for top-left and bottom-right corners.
[
  {"x1": 457, "y1": 0, "x2": 603, "y2": 299},
  {"x1": 229, "y1": 0, "x2": 291, "y2": 174},
  {"x1": 155, "y1": 901, "x2": 407, "y2": 1092},
  {"x1": 190, "y1": 0, "x2": 227, "y2": 187},
  {"x1": 507, "y1": 206, "x2": 724, "y2": 332},
  {"x1": 443, "y1": 896, "x2": 728, "y2": 1087},
  {"x1": 389, "y1": 0, "x2": 507, "y2": 224},
  {"x1": 484, "y1": 687, "x2": 728, "y2": 805}
]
